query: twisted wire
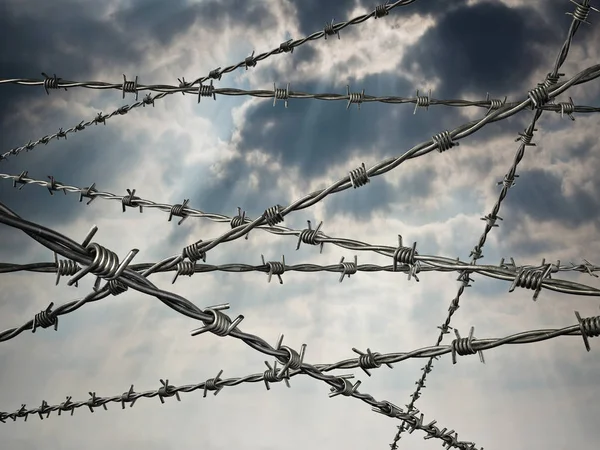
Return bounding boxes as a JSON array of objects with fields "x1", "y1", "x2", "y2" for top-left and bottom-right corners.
[
  {"x1": 391, "y1": 3, "x2": 598, "y2": 446},
  {"x1": 0, "y1": 2, "x2": 598, "y2": 447},
  {"x1": 3, "y1": 83, "x2": 600, "y2": 162},
  {"x1": 1, "y1": 253, "x2": 599, "y2": 342},
  {"x1": 0, "y1": 1, "x2": 419, "y2": 163},
  {"x1": 2, "y1": 307, "x2": 599, "y2": 450}
]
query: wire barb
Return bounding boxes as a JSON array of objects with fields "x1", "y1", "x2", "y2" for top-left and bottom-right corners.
[
  {"x1": 324, "y1": 18, "x2": 340, "y2": 40},
  {"x1": 190, "y1": 304, "x2": 244, "y2": 337},
  {"x1": 349, "y1": 162, "x2": 369, "y2": 188},
  {"x1": 122, "y1": 74, "x2": 139, "y2": 100},
  {"x1": 261, "y1": 254, "x2": 286, "y2": 284},
  {"x1": 296, "y1": 220, "x2": 324, "y2": 253}
]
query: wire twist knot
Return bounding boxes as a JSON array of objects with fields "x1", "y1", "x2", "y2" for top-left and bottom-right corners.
[
  {"x1": 508, "y1": 261, "x2": 553, "y2": 300},
  {"x1": 168, "y1": 199, "x2": 190, "y2": 225},
  {"x1": 346, "y1": 85, "x2": 365, "y2": 110},
  {"x1": 157, "y1": 379, "x2": 181, "y2": 403},
  {"x1": 120, "y1": 385, "x2": 136, "y2": 409},
  {"x1": 556, "y1": 96, "x2": 576, "y2": 120},
  {"x1": 263, "y1": 361, "x2": 291, "y2": 390},
  {"x1": 41, "y1": 72, "x2": 67, "y2": 95},
  {"x1": 275, "y1": 334, "x2": 306, "y2": 379},
  {"x1": 375, "y1": 2, "x2": 390, "y2": 18},
  {"x1": 172, "y1": 261, "x2": 195, "y2": 284},
  {"x1": 106, "y1": 279, "x2": 128, "y2": 296},
  {"x1": 182, "y1": 240, "x2": 207, "y2": 262},
  {"x1": 122, "y1": 74, "x2": 139, "y2": 100},
  {"x1": 432, "y1": 130, "x2": 458, "y2": 153},
  {"x1": 244, "y1": 50, "x2": 256, "y2": 70},
  {"x1": 543, "y1": 72, "x2": 563, "y2": 88},
  {"x1": 32, "y1": 303, "x2": 58, "y2": 333},
  {"x1": 339, "y1": 255, "x2": 357, "y2": 283},
  {"x1": 46, "y1": 176, "x2": 66, "y2": 196},
  {"x1": 191, "y1": 304, "x2": 244, "y2": 337},
  {"x1": 67, "y1": 228, "x2": 138, "y2": 288},
  {"x1": 574, "y1": 308, "x2": 600, "y2": 352},
  {"x1": 197, "y1": 80, "x2": 216, "y2": 103},
  {"x1": 450, "y1": 327, "x2": 485, "y2": 364},
  {"x1": 566, "y1": 0, "x2": 599, "y2": 25},
  {"x1": 122, "y1": 188, "x2": 143, "y2": 213},
  {"x1": 54, "y1": 252, "x2": 80, "y2": 286},
  {"x1": 329, "y1": 378, "x2": 361, "y2": 398},
  {"x1": 485, "y1": 92, "x2": 507, "y2": 115},
  {"x1": 393, "y1": 235, "x2": 420, "y2": 281},
  {"x1": 209, "y1": 68, "x2": 222, "y2": 80},
  {"x1": 79, "y1": 183, "x2": 98, "y2": 205},
  {"x1": 58, "y1": 397, "x2": 74, "y2": 416},
  {"x1": 263, "y1": 205, "x2": 284, "y2": 226},
  {"x1": 12, "y1": 171, "x2": 28, "y2": 190},
  {"x1": 353, "y1": 347, "x2": 393, "y2": 376},
  {"x1": 528, "y1": 85, "x2": 549, "y2": 108},
  {"x1": 515, "y1": 128, "x2": 537, "y2": 146},
  {"x1": 296, "y1": 220, "x2": 324, "y2": 253},
  {"x1": 261, "y1": 255, "x2": 285, "y2": 284},
  {"x1": 142, "y1": 94, "x2": 155, "y2": 107},
  {"x1": 349, "y1": 162, "x2": 369, "y2": 188},
  {"x1": 273, "y1": 82, "x2": 290, "y2": 108},
  {"x1": 279, "y1": 39, "x2": 294, "y2": 53},
  {"x1": 324, "y1": 18, "x2": 340, "y2": 40},
  {"x1": 87, "y1": 392, "x2": 108, "y2": 413},
  {"x1": 414, "y1": 89, "x2": 431, "y2": 114},
  {"x1": 203, "y1": 369, "x2": 224, "y2": 397}
]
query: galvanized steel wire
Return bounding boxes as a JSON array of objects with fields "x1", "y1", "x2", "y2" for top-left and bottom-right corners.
[{"x1": 1, "y1": 1, "x2": 599, "y2": 449}]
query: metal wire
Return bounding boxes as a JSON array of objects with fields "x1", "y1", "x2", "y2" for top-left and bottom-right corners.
[
  {"x1": 0, "y1": 0, "x2": 418, "y2": 163},
  {"x1": 2, "y1": 84, "x2": 599, "y2": 162},
  {"x1": 391, "y1": 1, "x2": 600, "y2": 446},
  {"x1": 1, "y1": 1, "x2": 599, "y2": 449}
]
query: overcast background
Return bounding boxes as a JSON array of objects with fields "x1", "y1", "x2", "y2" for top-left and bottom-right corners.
[{"x1": 1, "y1": 0, "x2": 600, "y2": 448}]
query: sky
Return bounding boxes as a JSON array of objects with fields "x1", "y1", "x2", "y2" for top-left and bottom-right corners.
[{"x1": 1, "y1": 0, "x2": 600, "y2": 448}]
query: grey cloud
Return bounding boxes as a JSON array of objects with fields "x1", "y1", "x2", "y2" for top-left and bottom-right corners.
[
  {"x1": 286, "y1": 0, "x2": 469, "y2": 37},
  {"x1": 112, "y1": 0, "x2": 277, "y2": 48},
  {"x1": 401, "y1": 2, "x2": 558, "y2": 99},
  {"x1": 503, "y1": 167, "x2": 600, "y2": 226}
]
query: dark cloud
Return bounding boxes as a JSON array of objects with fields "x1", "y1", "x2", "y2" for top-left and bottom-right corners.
[
  {"x1": 287, "y1": 0, "x2": 469, "y2": 38},
  {"x1": 502, "y1": 167, "x2": 600, "y2": 226},
  {"x1": 112, "y1": 0, "x2": 277, "y2": 47},
  {"x1": 401, "y1": 2, "x2": 558, "y2": 98}
]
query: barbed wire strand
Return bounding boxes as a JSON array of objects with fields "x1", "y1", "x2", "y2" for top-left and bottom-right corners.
[
  {"x1": 0, "y1": 64, "x2": 598, "y2": 347},
  {"x1": 2, "y1": 303, "x2": 599, "y2": 450},
  {"x1": 1, "y1": 253, "x2": 599, "y2": 296},
  {"x1": 0, "y1": 0, "x2": 418, "y2": 163},
  {"x1": 1, "y1": 85, "x2": 596, "y2": 162},
  {"x1": 391, "y1": 1, "x2": 599, "y2": 447},
  {"x1": 2, "y1": 65, "x2": 599, "y2": 274},
  {"x1": 0, "y1": 2, "x2": 598, "y2": 447},
  {"x1": 110, "y1": 64, "x2": 600, "y2": 270}
]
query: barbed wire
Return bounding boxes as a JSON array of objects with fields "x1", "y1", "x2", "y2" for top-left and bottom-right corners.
[
  {"x1": 2, "y1": 86, "x2": 597, "y2": 163},
  {"x1": 5, "y1": 76, "x2": 600, "y2": 114},
  {"x1": 391, "y1": 0, "x2": 599, "y2": 446},
  {"x1": 2, "y1": 172, "x2": 600, "y2": 279},
  {"x1": 1, "y1": 253, "x2": 599, "y2": 295},
  {"x1": 1, "y1": 300, "x2": 599, "y2": 450},
  {"x1": 2, "y1": 65, "x2": 598, "y2": 274},
  {"x1": 1, "y1": 1, "x2": 599, "y2": 448},
  {"x1": 1, "y1": 253, "x2": 599, "y2": 345},
  {"x1": 0, "y1": 0, "x2": 417, "y2": 164},
  {"x1": 100, "y1": 64, "x2": 600, "y2": 267}
]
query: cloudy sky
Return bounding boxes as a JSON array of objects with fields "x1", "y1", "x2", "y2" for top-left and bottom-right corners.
[{"x1": 1, "y1": 0, "x2": 600, "y2": 448}]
